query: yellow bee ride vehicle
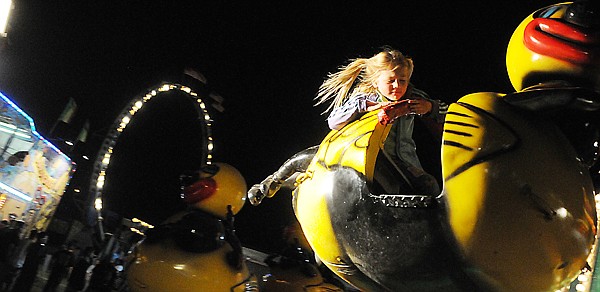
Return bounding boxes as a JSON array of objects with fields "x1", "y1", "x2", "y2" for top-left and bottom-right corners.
[{"x1": 248, "y1": 1, "x2": 600, "y2": 291}]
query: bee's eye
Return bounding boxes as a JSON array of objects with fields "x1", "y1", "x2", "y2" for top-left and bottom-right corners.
[{"x1": 533, "y1": 4, "x2": 563, "y2": 19}]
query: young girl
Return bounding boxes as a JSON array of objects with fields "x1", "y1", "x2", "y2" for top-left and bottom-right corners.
[{"x1": 315, "y1": 47, "x2": 447, "y2": 196}]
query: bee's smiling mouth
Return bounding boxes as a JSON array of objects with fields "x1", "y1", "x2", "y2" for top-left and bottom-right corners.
[{"x1": 524, "y1": 17, "x2": 599, "y2": 64}]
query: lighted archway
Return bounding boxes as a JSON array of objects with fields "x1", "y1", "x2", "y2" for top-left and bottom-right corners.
[{"x1": 88, "y1": 83, "x2": 214, "y2": 225}]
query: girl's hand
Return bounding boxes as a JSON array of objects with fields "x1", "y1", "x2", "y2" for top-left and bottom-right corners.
[
  {"x1": 408, "y1": 99, "x2": 432, "y2": 115},
  {"x1": 378, "y1": 100, "x2": 410, "y2": 125}
]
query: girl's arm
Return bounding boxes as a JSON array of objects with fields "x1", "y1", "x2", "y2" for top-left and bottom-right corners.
[
  {"x1": 409, "y1": 87, "x2": 448, "y2": 124},
  {"x1": 327, "y1": 94, "x2": 381, "y2": 130}
]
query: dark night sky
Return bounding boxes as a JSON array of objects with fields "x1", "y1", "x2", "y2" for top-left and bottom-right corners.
[{"x1": 0, "y1": 1, "x2": 556, "y2": 249}]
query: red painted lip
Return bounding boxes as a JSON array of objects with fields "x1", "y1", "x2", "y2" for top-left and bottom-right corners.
[
  {"x1": 524, "y1": 18, "x2": 599, "y2": 64},
  {"x1": 183, "y1": 177, "x2": 217, "y2": 204}
]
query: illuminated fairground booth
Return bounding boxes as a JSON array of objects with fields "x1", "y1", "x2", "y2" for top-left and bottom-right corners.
[{"x1": 0, "y1": 91, "x2": 74, "y2": 232}]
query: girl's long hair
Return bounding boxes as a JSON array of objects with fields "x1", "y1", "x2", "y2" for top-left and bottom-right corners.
[{"x1": 315, "y1": 48, "x2": 413, "y2": 113}]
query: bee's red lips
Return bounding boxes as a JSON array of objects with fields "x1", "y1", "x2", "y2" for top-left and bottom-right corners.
[{"x1": 524, "y1": 18, "x2": 599, "y2": 64}]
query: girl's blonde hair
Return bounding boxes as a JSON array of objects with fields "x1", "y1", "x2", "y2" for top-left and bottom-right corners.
[{"x1": 315, "y1": 48, "x2": 414, "y2": 112}]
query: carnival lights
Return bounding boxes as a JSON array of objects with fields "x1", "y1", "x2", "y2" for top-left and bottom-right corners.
[
  {"x1": 89, "y1": 83, "x2": 214, "y2": 219},
  {"x1": 94, "y1": 197, "x2": 102, "y2": 211},
  {"x1": 0, "y1": 91, "x2": 73, "y2": 203},
  {"x1": 0, "y1": 92, "x2": 70, "y2": 158},
  {"x1": 0, "y1": 0, "x2": 11, "y2": 37},
  {"x1": 0, "y1": 181, "x2": 31, "y2": 202}
]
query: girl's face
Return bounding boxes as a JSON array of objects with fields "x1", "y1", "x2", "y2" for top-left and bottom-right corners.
[{"x1": 372, "y1": 68, "x2": 410, "y2": 101}]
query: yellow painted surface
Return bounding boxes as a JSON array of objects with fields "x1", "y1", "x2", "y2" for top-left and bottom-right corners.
[{"x1": 442, "y1": 92, "x2": 597, "y2": 291}]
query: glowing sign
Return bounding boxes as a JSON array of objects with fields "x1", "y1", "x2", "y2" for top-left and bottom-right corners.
[{"x1": 0, "y1": 91, "x2": 73, "y2": 230}]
